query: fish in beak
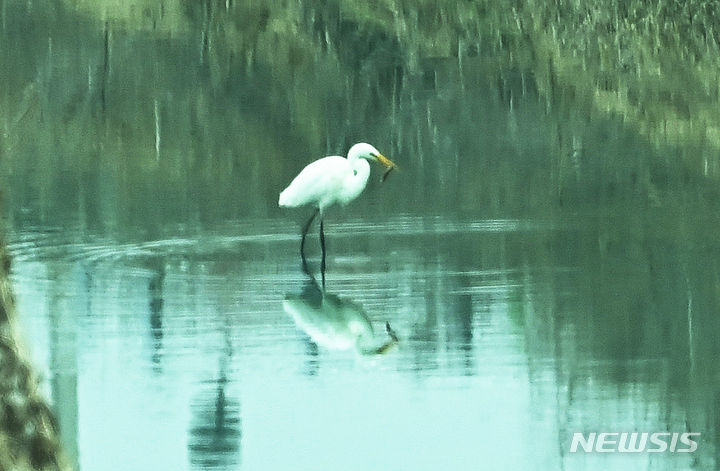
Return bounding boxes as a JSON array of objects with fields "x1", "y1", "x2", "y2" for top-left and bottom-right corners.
[{"x1": 375, "y1": 153, "x2": 397, "y2": 182}]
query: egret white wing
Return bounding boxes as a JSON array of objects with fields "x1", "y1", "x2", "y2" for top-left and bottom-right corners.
[{"x1": 278, "y1": 156, "x2": 351, "y2": 209}]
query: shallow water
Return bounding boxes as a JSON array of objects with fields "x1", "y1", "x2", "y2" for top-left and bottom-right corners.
[
  {"x1": 3, "y1": 2, "x2": 720, "y2": 470},
  {"x1": 9, "y1": 211, "x2": 716, "y2": 470}
]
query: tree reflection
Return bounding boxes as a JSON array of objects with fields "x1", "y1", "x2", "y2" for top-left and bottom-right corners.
[
  {"x1": 187, "y1": 318, "x2": 241, "y2": 470},
  {"x1": 147, "y1": 260, "x2": 165, "y2": 371}
]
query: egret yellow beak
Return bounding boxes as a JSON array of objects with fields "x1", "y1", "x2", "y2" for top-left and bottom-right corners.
[{"x1": 375, "y1": 153, "x2": 397, "y2": 169}]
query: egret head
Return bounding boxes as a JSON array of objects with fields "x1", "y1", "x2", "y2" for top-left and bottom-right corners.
[{"x1": 348, "y1": 142, "x2": 396, "y2": 169}]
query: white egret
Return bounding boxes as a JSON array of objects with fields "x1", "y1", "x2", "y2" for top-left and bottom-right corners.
[{"x1": 278, "y1": 143, "x2": 397, "y2": 287}]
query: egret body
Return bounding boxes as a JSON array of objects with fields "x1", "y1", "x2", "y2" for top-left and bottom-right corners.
[{"x1": 279, "y1": 143, "x2": 396, "y2": 286}]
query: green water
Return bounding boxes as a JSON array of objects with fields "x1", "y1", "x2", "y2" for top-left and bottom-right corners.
[{"x1": 2, "y1": 2, "x2": 719, "y2": 470}]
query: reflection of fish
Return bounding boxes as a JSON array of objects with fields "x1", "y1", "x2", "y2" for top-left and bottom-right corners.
[{"x1": 283, "y1": 281, "x2": 398, "y2": 355}]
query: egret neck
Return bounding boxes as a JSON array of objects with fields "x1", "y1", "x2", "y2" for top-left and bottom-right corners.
[{"x1": 338, "y1": 155, "x2": 371, "y2": 208}]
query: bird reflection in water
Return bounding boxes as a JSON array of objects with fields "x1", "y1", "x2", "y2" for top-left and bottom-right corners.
[{"x1": 283, "y1": 277, "x2": 399, "y2": 356}]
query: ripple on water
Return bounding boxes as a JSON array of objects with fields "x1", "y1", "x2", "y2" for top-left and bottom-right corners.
[{"x1": 7, "y1": 215, "x2": 562, "y2": 266}]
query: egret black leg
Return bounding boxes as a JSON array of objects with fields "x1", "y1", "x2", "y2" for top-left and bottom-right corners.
[
  {"x1": 300, "y1": 209, "x2": 318, "y2": 276},
  {"x1": 319, "y1": 218, "x2": 326, "y2": 290}
]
